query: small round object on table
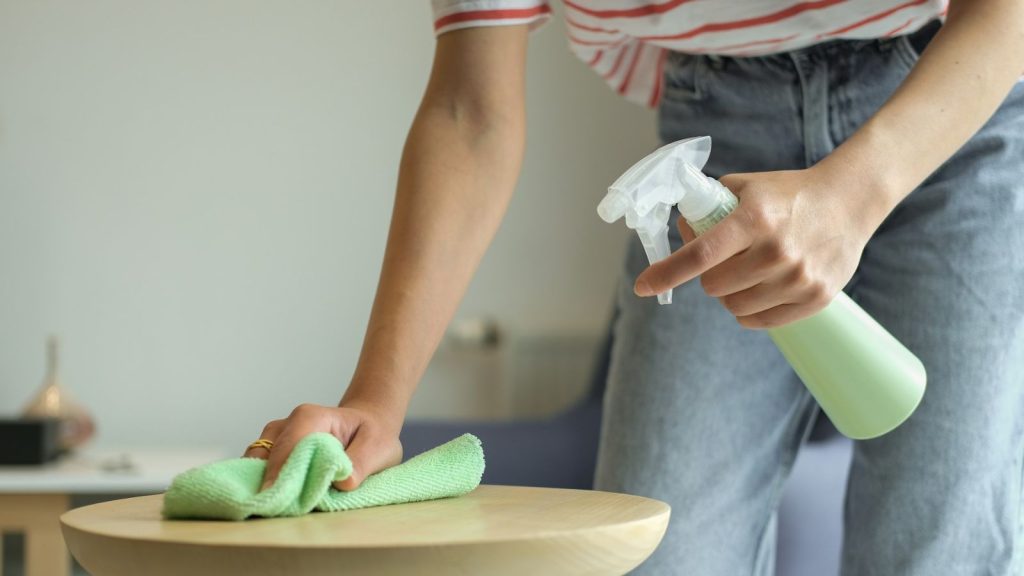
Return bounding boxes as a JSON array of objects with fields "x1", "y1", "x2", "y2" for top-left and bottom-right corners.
[{"x1": 61, "y1": 484, "x2": 670, "y2": 576}]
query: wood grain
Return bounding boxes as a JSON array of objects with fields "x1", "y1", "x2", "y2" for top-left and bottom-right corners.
[{"x1": 61, "y1": 484, "x2": 670, "y2": 575}]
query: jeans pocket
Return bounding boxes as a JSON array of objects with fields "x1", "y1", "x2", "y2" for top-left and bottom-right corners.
[{"x1": 662, "y1": 51, "x2": 705, "y2": 102}]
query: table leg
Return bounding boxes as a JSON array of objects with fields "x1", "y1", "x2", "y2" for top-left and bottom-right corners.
[
  {"x1": 26, "y1": 523, "x2": 68, "y2": 576},
  {"x1": 0, "y1": 494, "x2": 70, "y2": 576}
]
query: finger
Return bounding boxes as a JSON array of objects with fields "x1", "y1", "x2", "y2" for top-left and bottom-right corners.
[
  {"x1": 260, "y1": 407, "x2": 324, "y2": 491},
  {"x1": 725, "y1": 262, "x2": 832, "y2": 318},
  {"x1": 636, "y1": 215, "x2": 752, "y2": 297},
  {"x1": 243, "y1": 420, "x2": 285, "y2": 459},
  {"x1": 259, "y1": 426, "x2": 311, "y2": 492},
  {"x1": 332, "y1": 430, "x2": 403, "y2": 492},
  {"x1": 718, "y1": 279, "x2": 793, "y2": 318},
  {"x1": 698, "y1": 248, "x2": 773, "y2": 298},
  {"x1": 737, "y1": 302, "x2": 821, "y2": 330},
  {"x1": 676, "y1": 216, "x2": 697, "y2": 244}
]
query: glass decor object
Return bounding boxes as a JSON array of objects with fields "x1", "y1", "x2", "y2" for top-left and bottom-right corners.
[{"x1": 21, "y1": 336, "x2": 96, "y2": 451}]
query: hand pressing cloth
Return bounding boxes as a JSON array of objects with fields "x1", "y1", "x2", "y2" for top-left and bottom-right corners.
[{"x1": 162, "y1": 433, "x2": 484, "y2": 520}]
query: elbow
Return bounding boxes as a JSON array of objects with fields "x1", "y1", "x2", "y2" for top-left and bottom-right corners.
[{"x1": 418, "y1": 87, "x2": 525, "y2": 149}]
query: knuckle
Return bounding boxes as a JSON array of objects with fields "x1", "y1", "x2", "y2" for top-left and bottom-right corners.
[
  {"x1": 290, "y1": 403, "x2": 321, "y2": 419},
  {"x1": 790, "y1": 260, "x2": 811, "y2": 284},
  {"x1": 763, "y1": 239, "x2": 789, "y2": 265},
  {"x1": 694, "y1": 239, "x2": 717, "y2": 268},
  {"x1": 807, "y1": 281, "x2": 832, "y2": 305},
  {"x1": 742, "y1": 206, "x2": 772, "y2": 232},
  {"x1": 260, "y1": 419, "x2": 284, "y2": 437}
]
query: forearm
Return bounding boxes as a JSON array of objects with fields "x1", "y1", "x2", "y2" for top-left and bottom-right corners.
[
  {"x1": 340, "y1": 35, "x2": 527, "y2": 415},
  {"x1": 817, "y1": 0, "x2": 1024, "y2": 230}
]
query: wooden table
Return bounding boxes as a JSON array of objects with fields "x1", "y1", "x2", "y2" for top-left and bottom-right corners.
[
  {"x1": 0, "y1": 448, "x2": 224, "y2": 576},
  {"x1": 61, "y1": 485, "x2": 671, "y2": 576}
]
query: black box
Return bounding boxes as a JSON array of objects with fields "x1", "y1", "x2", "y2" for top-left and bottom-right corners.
[{"x1": 0, "y1": 418, "x2": 62, "y2": 465}]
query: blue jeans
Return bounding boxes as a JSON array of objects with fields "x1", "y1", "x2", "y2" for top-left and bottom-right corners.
[{"x1": 593, "y1": 28, "x2": 1024, "y2": 576}]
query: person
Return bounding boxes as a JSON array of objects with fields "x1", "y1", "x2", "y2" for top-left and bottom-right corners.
[{"x1": 245, "y1": 1, "x2": 1024, "y2": 573}]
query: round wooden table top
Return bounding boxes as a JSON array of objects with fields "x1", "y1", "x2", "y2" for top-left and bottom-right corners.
[{"x1": 61, "y1": 484, "x2": 671, "y2": 576}]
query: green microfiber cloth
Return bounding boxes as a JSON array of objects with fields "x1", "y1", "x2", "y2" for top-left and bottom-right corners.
[{"x1": 162, "y1": 433, "x2": 484, "y2": 520}]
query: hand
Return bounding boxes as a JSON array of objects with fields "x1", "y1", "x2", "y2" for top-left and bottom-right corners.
[
  {"x1": 245, "y1": 400, "x2": 404, "y2": 492},
  {"x1": 634, "y1": 167, "x2": 884, "y2": 329}
]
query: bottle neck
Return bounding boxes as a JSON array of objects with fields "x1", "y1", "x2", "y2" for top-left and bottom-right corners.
[
  {"x1": 44, "y1": 336, "x2": 60, "y2": 386},
  {"x1": 676, "y1": 165, "x2": 739, "y2": 235},
  {"x1": 687, "y1": 197, "x2": 738, "y2": 236}
]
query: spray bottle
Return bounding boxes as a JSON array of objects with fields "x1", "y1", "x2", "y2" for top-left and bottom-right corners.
[{"x1": 598, "y1": 136, "x2": 926, "y2": 439}]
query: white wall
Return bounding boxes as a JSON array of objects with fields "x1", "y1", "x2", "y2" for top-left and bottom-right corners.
[{"x1": 0, "y1": 1, "x2": 657, "y2": 451}]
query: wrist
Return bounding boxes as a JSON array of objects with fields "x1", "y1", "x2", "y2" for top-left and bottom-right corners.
[
  {"x1": 810, "y1": 147, "x2": 904, "y2": 237},
  {"x1": 339, "y1": 381, "x2": 408, "y2": 426}
]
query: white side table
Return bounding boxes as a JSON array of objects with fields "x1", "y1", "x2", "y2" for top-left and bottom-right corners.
[{"x1": 0, "y1": 448, "x2": 224, "y2": 576}]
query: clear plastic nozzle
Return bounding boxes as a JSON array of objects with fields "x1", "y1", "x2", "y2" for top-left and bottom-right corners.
[
  {"x1": 597, "y1": 190, "x2": 631, "y2": 223},
  {"x1": 597, "y1": 136, "x2": 716, "y2": 305}
]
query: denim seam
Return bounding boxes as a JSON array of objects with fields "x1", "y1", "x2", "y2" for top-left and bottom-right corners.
[
  {"x1": 750, "y1": 388, "x2": 819, "y2": 575},
  {"x1": 1013, "y1": 425, "x2": 1024, "y2": 574}
]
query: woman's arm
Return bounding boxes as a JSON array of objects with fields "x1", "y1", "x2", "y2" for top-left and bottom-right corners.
[
  {"x1": 343, "y1": 25, "x2": 528, "y2": 416},
  {"x1": 250, "y1": 25, "x2": 530, "y2": 491},
  {"x1": 636, "y1": 0, "x2": 1024, "y2": 328},
  {"x1": 821, "y1": 0, "x2": 1024, "y2": 223}
]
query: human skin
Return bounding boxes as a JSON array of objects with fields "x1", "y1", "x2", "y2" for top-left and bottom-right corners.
[
  {"x1": 635, "y1": 0, "x2": 1024, "y2": 328},
  {"x1": 246, "y1": 26, "x2": 530, "y2": 491},
  {"x1": 249, "y1": 0, "x2": 1024, "y2": 490}
]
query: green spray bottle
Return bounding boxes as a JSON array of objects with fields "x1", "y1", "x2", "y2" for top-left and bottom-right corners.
[{"x1": 598, "y1": 136, "x2": 926, "y2": 439}]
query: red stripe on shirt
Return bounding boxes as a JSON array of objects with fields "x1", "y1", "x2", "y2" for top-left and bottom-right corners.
[
  {"x1": 819, "y1": 0, "x2": 929, "y2": 38},
  {"x1": 648, "y1": 49, "x2": 667, "y2": 107},
  {"x1": 568, "y1": 33, "x2": 625, "y2": 46},
  {"x1": 618, "y1": 43, "x2": 646, "y2": 94},
  {"x1": 883, "y1": 17, "x2": 917, "y2": 37},
  {"x1": 603, "y1": 43, "x2": 633, "y2": 80},
  {"x1": 564, "y1": 0, "x2": 696, "y2": 19},
  {"x1": 565, "y1": 16, "x2": 619, "y2": 34},
  {"x1": 433, "y1": 5, "x2": 551, "y2": 31},
  {"x1": 697, "y1": 34, "x2": 799, "y2": 53},
  {"x1": 588, "y1": 49, "x2": 605, "y2": 66},
  {"x1": 637, "y1": 0, "x2": 846, "y2": 42}
]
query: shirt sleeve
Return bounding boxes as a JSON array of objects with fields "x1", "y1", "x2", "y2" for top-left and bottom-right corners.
[{"x1": 431, "y1": 0, "x2": 552, "y2": 37}]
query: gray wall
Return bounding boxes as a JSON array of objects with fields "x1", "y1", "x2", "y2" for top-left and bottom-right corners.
[{"x1": 0, "y1": 1, "x2": 657, "y2": 452}]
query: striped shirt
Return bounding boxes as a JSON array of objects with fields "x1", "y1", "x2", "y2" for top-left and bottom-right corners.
[{"x1": 431, "y1": 0, "x2": 949, "y2": 107}]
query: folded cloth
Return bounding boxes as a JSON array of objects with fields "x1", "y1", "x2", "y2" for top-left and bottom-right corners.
[{"x1": 162, "y1": 433, "x2": 484, "y2": 520}]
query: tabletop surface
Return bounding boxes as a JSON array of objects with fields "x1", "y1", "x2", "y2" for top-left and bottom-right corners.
[
  {"x1": 0, "y1": 448, "x2": 226, "y2": 493},
  {"x1": 61, "y1": 485, "x2": 671, "y2": 548}
]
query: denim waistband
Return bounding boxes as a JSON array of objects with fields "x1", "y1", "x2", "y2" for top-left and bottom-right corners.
[{"x1": 709, "y1": 19, "x2": 942, "y2": 64}]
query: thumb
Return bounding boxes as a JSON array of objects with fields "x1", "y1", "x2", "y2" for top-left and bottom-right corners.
[{"x1": 332, "y1": 431, "x2": 403, "y2": 492}]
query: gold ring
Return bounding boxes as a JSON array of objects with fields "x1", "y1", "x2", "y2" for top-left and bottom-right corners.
[{"x1": 247, "y1": 439, "x2": 274, "y2": 452}]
